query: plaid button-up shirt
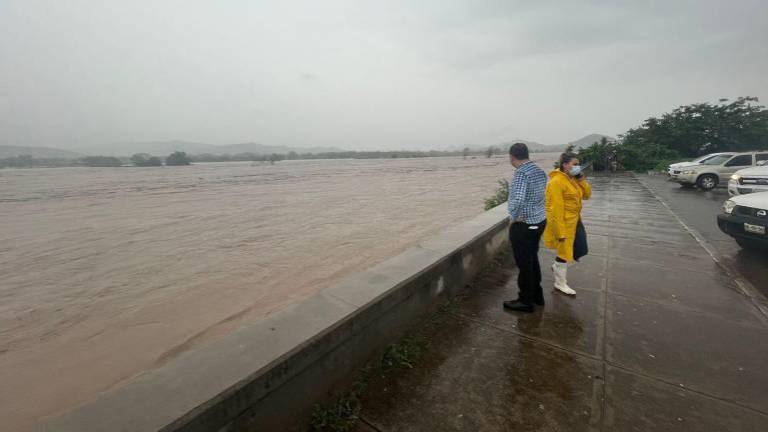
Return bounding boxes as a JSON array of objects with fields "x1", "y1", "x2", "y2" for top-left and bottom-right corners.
[{"x1": 508, "y1": 160, "x2": 547, "y2": 224}]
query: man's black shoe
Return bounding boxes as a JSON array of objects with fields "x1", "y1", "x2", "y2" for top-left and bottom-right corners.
[
  {"x1": 503, "y1": 300, "x2": 535, "y2": 313},
  {"x1": 533, "y1": 298, "x2": 545, "y2": 306}
]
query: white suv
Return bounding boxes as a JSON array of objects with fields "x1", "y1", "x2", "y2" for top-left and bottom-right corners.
[
  {"x1": 675, "y1": 151, "x2": 768, "y2": 190},
  {"x1": 667, "y1": 153, "x2": 733, "y2": 179},
  {"x1": 729, "y1": 161, "x2": 768, "y2": 196}
]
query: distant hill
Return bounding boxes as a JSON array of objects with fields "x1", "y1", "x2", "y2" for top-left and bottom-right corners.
[
  {"x1": 472, "y1": 134, "x2": 616, "y2": 153},
  {"x1": 74, "y1": 140, "x2": 225, "y2": 156},
  {"x1": 454, "y1": 139, "x2": 565, "y2": 154},
  {"x1": 496, "y1": 139, "x2": 568, "y2": 153},
  {"x1": 0, "y1": 145, "x2": 81, "y2": 159},
  {"x1": 567, "y1": 134, "x2": 616, "y2": 150},
  {"x1": 218, "y1": 142, "x2": 344, "y2": 155},
  {"x1": 72, "y1": 141, "x2": 346, "y2": 156},
  {"x1": 490, "y1": 134, "x2": 616, "y2": 153}
]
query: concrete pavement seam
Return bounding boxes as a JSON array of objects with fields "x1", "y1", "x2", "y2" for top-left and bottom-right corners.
[
  {"x1": 358, "y1": 415, "x2": 384, "y2": 432},
  {"x1": 453, "y1": 311, "x2": 603, "y2": 362},
  {"x1": 634, "y1": 174, "x2": 768, "y2": 321},
  {"x1": 602, "y1": 362, "x2": 768, "y2": 418},
  {"x1": 598, "y1": 223, "x2": 613, "y2": 432}
]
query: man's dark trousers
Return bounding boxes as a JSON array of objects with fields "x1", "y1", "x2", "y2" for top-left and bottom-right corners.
[{"x1": 509, "y1": 220, "x2": 547, "y2": 305}]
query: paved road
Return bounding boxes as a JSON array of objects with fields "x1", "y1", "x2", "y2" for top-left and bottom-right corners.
[
  {"x1": 638, "y1": 174, "x2": 768, "y2": 298},
  {"x1": 355, "y1": 174, "x2": 768, "y2": 432}
]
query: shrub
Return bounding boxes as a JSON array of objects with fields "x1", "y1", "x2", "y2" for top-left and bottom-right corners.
[
  {"x1": 130, "y1": 153, "x2": 162, "y2": 167},
  {"x1": 484, "y1": 179, "x2": 509, "y2": 210},
  {"x1": 165, "y1": 151, "x2": 192, "y2": 166}
]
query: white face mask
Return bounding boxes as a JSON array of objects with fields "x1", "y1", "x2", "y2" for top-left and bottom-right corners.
[{"x1": 569, "y1": 165, "x2": 582, "y2": 176}]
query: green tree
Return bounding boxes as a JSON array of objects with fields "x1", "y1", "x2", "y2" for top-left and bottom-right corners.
[
  {"x1": 165, "y1": 151, "x2": 192, "y2": 166},
  {"x1": 617, "y1": 97, "x2": 768, "y2": 171},
  {"x1": 267, "y1": 153, "x2": 285, "y2": 165},
  {"x1": 485, "y1": 146, "x2": 495, "y2": 158},
  {"x1": 130, "y1": 153, "x2": 162, "y2": 167},
  {"x1": 462, "y1": 147, "x2": 470, "y2": 159},
  {"x1": 577, "y1": 137, "x2": 617, "y2": 171}
]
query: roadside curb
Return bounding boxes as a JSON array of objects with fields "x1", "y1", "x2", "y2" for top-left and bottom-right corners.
[{"x1": 635, "y1": 173, "x2": 768, "y2": 320}]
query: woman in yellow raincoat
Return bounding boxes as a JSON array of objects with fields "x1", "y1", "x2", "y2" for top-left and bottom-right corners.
[{"x1": 543, "y1": 153, "x2": 592, "y2": 295}]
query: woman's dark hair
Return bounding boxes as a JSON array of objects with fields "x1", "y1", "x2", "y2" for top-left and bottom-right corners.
[{"x1": 558, "y1": 152, "x2": 578, "y2": 171}]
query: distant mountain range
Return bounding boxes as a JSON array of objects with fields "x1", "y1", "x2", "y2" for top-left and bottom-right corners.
[
  {"x1": 0, "y1": 145, "x2": 82, "y2": 159},
  {"x1": 566, "y1": 134, "x2": 616, "y2": 149},
  {"x1": 483, "y1": 134, "x2": 616, "y2": 153},
  {"x1": 70, "y1": 141, "x2": 346, "y2": 157},
  {"x1": 1, "y1": 134, "x2": 616, "y2": 159},
  {"x1": 0, "y1": 141, "x2": 346, "y2": 158},
  {"x1": 494, "y1": 139, "x2": 566, "y2": 153}
]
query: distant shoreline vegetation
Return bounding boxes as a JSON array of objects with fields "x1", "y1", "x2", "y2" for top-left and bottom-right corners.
[
  {"x1": 0, "y1": 146, "x2": 558, "y2": 169},
  {"x1": 0, "y1": 151, "x2": 193, "y2": 168}
]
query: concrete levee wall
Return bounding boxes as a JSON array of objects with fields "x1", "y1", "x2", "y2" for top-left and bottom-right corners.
[{"x1": 44, "y1": 205, "x2": 511, "y2": 432}]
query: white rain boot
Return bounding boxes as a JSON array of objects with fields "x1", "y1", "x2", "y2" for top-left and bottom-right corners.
[{"x1": 552, "y1": 262, "x2": 576, "y2": 295}]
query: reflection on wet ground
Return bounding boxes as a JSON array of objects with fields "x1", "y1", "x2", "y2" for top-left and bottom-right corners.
[{"x1": 357, "y1": 174, "x2": 768, "y2": 432}]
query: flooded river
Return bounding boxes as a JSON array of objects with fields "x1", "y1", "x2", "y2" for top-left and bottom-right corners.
[{"x1": 0, "y1": 154, "x2": 557, "y2": 430}]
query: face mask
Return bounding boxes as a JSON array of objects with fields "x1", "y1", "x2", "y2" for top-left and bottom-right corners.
[{"x1": 569, "y1": 165, "x2": 582, "y2": 176}]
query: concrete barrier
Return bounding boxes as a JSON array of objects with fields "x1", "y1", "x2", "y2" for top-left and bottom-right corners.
[{"x1": 44, "y1": 205, "x2": 511, "y2": 432}]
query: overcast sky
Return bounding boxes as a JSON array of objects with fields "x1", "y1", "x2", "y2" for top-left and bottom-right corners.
[{"x1": 1, "y1": 0, "x2": 767, "y2": 150}]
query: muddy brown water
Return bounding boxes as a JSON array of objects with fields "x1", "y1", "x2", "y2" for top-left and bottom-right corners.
[{"x1": 0, "y1": 154, "x2": 557, "y2": 430}]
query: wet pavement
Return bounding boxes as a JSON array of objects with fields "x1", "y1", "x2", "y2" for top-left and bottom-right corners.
[
  {"x1": 354, "y1": 174, "x2": 768, "y2": 432},
  {"x1": 637, "y1": 174, "x2": 768, "y2": 298}
]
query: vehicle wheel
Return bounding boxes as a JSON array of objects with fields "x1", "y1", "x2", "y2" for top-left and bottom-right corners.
[{"x1": 697, "y1": 174, "x2": 718, "y2": 190}]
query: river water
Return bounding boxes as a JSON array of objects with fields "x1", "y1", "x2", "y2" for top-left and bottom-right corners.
[{"x1": 0, "y1": 154, "x2": 557, "y2": 430}]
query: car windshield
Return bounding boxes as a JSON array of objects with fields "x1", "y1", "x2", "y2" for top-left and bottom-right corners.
[
  {"x1": 701, "y1": 155, "x2": 733, "y2": 165},
  {"x1": 693, "y1": 154, "x2": 716, "y2": 163}
]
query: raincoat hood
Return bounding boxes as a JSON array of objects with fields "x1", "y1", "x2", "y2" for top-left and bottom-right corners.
[{"x1": 549, "y1": 169, "x2": 570, "y2": 180}]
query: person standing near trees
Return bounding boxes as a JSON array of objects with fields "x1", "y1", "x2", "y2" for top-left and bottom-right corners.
[
  {"x1": 503, "y1": 143, "x2": 548, "y2": 313},
  {"x1": 543, "y1": 153, "x2": 592, "y2": 295}
]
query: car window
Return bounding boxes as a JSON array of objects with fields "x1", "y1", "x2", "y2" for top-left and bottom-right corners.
[
  {"x1": 697, "y1": 154, "x2": 724, "y2": 164},
  {"x1": 756, "y1": 153, "x2": 768, "y2": 162},
  {"x1": 693, "y1": 154, "x2": 713, "y2": 163},
  {"x1": 724, "y1": 154, "x2": 753, "y2": 167},
  {"x1": 701, "y1": 155, "x2": 732, "y2": 165}
]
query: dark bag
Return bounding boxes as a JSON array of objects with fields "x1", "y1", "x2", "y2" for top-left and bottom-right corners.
[{"x1": 573, "y1": 220, "x2": 589, "y2": 261}]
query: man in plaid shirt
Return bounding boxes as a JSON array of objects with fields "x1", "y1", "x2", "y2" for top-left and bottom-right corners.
[{"x1": 503, "y1": 143, "x2": 548, "y2": 313}]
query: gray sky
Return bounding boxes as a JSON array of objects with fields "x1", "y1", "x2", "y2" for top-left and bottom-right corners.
[{"x1": 2, "y1": 0, "x2": 767, "y2": 150}]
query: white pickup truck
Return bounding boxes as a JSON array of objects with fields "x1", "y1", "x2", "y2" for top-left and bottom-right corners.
[
  {"x1": 718, "y1": 191, "x2": 768, "y2": 249},
  {"x1": 728, "y1": 161, "x2": 768, "y2": 196}
]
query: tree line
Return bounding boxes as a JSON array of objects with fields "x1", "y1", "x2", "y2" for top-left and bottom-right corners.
[
  {"x1": 577, "y1": 97, "x2": 768, "y2": 172},
  {"x1": 1, "y1": 147, "x2": 515, "y2": 169},
  {"x1": 1, "y1": 151, "x2": 192, "y2": 168}
]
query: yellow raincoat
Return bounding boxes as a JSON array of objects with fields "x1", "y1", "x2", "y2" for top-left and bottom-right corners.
[{"x1": 543, "y1": 169, "x2": 592, "y2": 261}]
